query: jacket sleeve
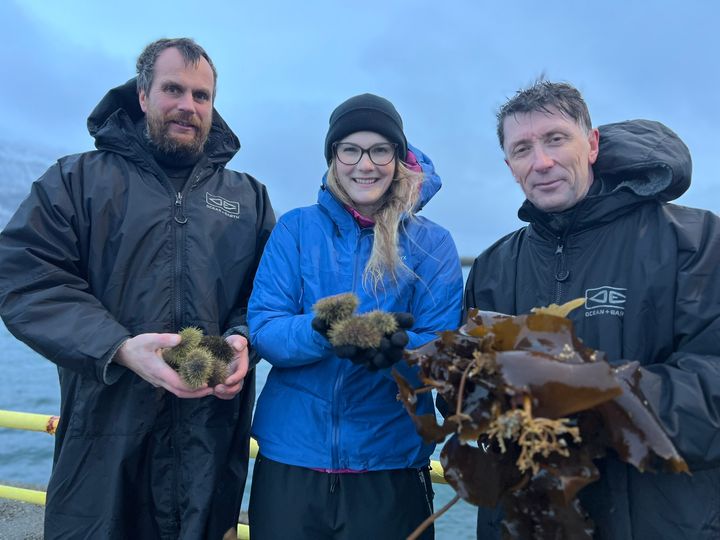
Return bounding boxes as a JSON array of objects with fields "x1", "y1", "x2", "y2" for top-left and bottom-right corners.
[
  {"x1": 638, "y1": 208, "x2": 720, "y2": 467},
  {"x1": 394, "y1": 228, "x2": 464, "y2": 385},
  {"x1": 247, "y1": 217, "x2": 334, "y2": 367},
  {"x1": 0, "y1": 162, "x2": 131, "y2": 383},
  {"x1": 222, "y1": 180, "x2": 276, "y2": 367}
]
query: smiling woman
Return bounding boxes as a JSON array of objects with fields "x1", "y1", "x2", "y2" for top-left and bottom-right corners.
[
  {"x1": 245, "y1": 93, "x2": 464, "y2": 539},
  {"x1": 323, "y1": 94, "x2": 422, "y2": 289},
  {"x1": 332, "y1": 132, "x2": 397, "y2": 216}
]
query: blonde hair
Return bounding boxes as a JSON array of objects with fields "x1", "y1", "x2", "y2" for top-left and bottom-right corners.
[{"x1": 326, "y1": 159, "x2": 423, "y2": 290}]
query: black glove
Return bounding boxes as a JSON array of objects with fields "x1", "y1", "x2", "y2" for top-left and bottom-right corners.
[
  {"x1": 334, "y1": 312, "x2": 414, "y2": 371},
  {"x1": 392, "y1": 312, "x2": 414, "y2": 330},
  {"x1": 311, "y1": 316, "x2": 331, "y2": 340},
  {"x1": 333, "y1": 344, "x2": 382, "y2": 371},
  {"x1": 378, "y1": 311, "x2": 413, "y2": 366}
]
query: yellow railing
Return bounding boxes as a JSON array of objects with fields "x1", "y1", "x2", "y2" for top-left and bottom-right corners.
[
  {"x1": 0, "y1": 409, "x2": 446, "y2": 539},
  {"x1": 0, "y1": 410, "x2": 60, "y2": 434}
]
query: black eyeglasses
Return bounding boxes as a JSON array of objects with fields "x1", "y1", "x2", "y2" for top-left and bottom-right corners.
[{"x1": 333, "y1": 142, "x2": 398, "y2": 166}]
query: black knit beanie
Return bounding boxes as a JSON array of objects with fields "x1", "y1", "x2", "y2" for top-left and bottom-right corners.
[{"x1": 324, "y1": 93, "x2": 408, "y2": 164}]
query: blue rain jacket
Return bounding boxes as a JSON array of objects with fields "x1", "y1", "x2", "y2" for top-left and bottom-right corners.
[{"x1": 248, "y1": 145, "x2": 463, "y2": 471}]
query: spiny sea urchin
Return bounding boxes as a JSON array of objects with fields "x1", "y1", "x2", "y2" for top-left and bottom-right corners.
[
  {"x1": 313, "y1": 293, "x2": 359, "y2": 326},
  {"x1": 163, "y1": 327, "x2": 234, "y2": 388},
  {"x1": 163, "y1": 326, "x2": 204, "y2": 367},
  {"x1": 179, "y1": 348, "x2": 214, "y2": 389},
  {"x1": 329, "y1": 314, "x2": 385, "y2": 349},
  {"x1": 200, "y1": 335, "x2": 234, "y2": 365}
]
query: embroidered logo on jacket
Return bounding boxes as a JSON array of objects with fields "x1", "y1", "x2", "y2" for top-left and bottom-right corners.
[
  {"x1": 584, "y1": 286, "x2": 626, "y2": 318},
  {"x1": 206, "y1": 193, "x2": 240, "y2": 219}
]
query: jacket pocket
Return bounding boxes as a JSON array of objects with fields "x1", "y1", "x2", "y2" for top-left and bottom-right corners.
[{"x1": 69, "y1": 373, "x2": 161, "y2": 436}]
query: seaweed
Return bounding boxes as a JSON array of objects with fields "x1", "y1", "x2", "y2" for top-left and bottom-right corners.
[{"x1": 396, "y1": 300, "x2": 688, "y2": 539}]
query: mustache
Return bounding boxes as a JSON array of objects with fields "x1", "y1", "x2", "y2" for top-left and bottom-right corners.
[{"x1": 166, "y1": 113, "x2": 201, "y2": 129}]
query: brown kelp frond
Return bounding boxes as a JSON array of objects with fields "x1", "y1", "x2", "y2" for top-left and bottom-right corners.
[{"x1": 394, "y1": 304, "x2": 688, "y2": 539}]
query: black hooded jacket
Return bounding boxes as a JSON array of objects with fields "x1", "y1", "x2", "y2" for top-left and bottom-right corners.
[
  {"x1": 0, "y1": 79, "x2": 275, "y2": 539},
  {"x1": 466, "y1": 120, "x2": 720, "y2": 539}
]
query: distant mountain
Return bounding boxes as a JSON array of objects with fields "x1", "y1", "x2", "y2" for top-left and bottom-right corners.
[{"x1": 0, "y1": 141, "x2": 62, "y2": 229}]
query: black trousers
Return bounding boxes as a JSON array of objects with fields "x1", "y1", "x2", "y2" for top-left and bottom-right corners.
[{"x1": 249, "y1": 454, "x2": 435, "y2": 540}]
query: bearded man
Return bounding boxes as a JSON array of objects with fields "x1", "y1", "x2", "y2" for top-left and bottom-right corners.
[{"x1": 0, "y1": 37, "x2": 275, "y2": 539}]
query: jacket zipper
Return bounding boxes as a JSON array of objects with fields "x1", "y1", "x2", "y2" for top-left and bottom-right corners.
[
  {"x1": 330, "y1": 225, "x2": 366, "y2": 470},
  {"x1": 169, "y1": 173, "x2": 204, "y2": 529},
  {"x1": 554, "y1": 240, "x2": 570, "y2": 304},
  {"x1": 171, "y1": 173, "x2": 202, "y2": 328},
  {"x1": 330, "y1": 368, "x2": 343, "y2": 469},
  {"x1": 173, "y1": 192, "x2": 187, "y2": 329},
  {"x1": 171, "y1": 397, "x2": 181, "y2": 529},
  {"x1": 174, "y1": 192, "x2": 188, "y2": 224},
  {"x1": 150, "y1": 165, "x2": 203, "y2": 531},
  {"x1": 170, "y1": 189, "x2": 186, "y2": 529}
]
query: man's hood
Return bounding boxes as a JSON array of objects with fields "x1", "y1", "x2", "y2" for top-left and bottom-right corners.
[
  {"x1": 86, "y1": 77, "x2": 240, "y2": 165},
  {"x1": 593, "y1": 119, "x2": 691, "y2": 202}
]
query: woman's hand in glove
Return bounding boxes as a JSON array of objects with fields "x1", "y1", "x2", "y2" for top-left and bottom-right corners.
[{"x1": 334, "y1": 312, "x2": 414, "y2": 371}]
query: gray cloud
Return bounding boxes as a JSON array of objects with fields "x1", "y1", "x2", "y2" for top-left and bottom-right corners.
[
  {"x1": 2, "y1": 0, "x2": 718, "y2": 258},
  {"x1": 1, "y1": 3, "x2": 128, "y2": 152}
]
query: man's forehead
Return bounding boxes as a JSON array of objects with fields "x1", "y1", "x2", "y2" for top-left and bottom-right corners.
[
  {"x1": 504, "y1": 108, "x2": 577, "y2": 138},
  {"x1": 153, "y1": 48, "x2": 214, "y2": 87}
]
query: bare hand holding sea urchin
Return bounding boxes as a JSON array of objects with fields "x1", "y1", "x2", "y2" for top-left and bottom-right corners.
[{"x1": 162, "y1": 327, "x2": 235, "y2": 389}]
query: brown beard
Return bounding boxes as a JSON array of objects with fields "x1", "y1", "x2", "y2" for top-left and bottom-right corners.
[{"x1": 145, "y1": 110, "x2": 211, "y2": 159}]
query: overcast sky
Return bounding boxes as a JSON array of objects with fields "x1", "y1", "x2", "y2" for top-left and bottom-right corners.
[{"x1": 3, "y1": 0, "x2": 718, "y2": 257}]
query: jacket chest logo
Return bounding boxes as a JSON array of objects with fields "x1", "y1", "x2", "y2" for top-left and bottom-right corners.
[
  {"x1": 584, "y1": 286, "x2": 626, "y2": 318},
  {"x1": 205, "y1": 192, "x2": 240, "y2": 219}
]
